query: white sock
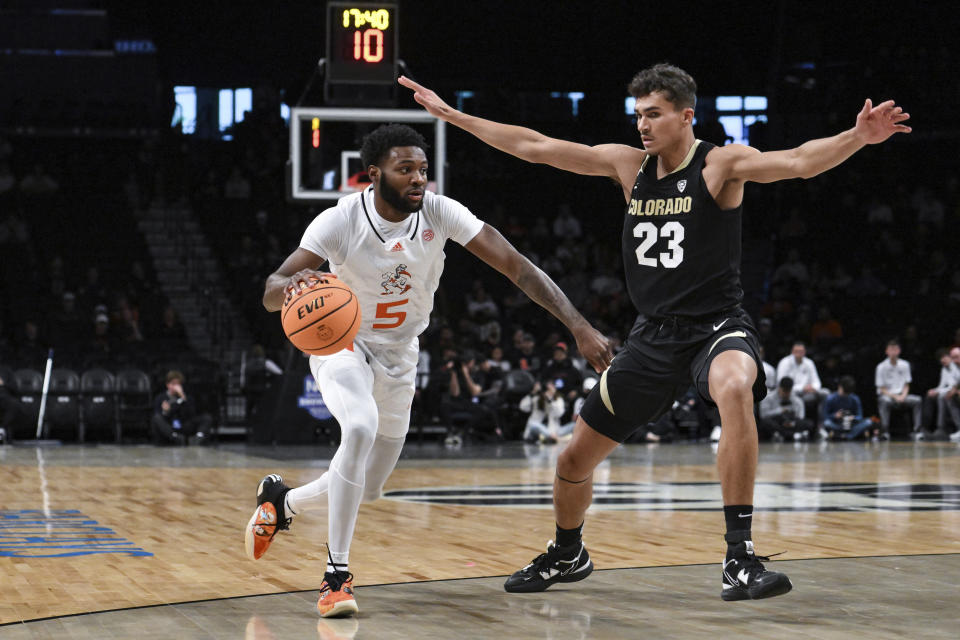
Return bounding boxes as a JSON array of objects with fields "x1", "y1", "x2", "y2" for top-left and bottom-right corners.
[
  {"x1": 328, "y1": 466, "x2": 364, "y2": 574},
  {"x1": 285, "y1": 472, "x2": 330, "y2": 515},
  {"x1": 327, "y1": 551, "x2": 349, "y2": 574}
]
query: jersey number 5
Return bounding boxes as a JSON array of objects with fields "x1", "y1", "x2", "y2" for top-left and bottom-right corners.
[
  {"x1": 633, "y1": 221, "x2": 684, "y2": 268},
  {"x1": 373, "y1": 299, "x2": 408, "y2": 329}
]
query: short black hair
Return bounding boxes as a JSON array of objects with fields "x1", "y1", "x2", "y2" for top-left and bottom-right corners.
[
  {"x1": 779, "y1": 376, "x2": 794, "y2": 392},
  {"x1": 839, "y1": 376, "x2": 856, "y2": 393},
  {"x1": 627, "y1": 63, "x2": 697, "y2": 110},
  {"x1": 360, "y1": 124, "x2": 428, "y2": 169},
  {"x1": 887, "y1": 338, "x2": 900, "y2": 347}
]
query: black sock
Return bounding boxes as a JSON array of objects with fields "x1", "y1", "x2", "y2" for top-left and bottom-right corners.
[
  {"x1": 555, "y1": 522, "x2": 583, "y2": 549},
  {"x1": 723, "y1": 505, "x2": 753, "y2": 538}
]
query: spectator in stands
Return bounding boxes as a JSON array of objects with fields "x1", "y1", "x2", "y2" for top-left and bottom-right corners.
[
  {"x1": 822, "y1": 376, "x2": 873, "y2": 440},
  {"x1": 438, "y1": 350, "x2": 502, "y2": 442},
  {"x1": 465, "y1": 281, "x2": 499, "y2": 321},
  {"x1": 758, "y1": 346, "x2": 776, "y2": 395},
  {"x1": 151, "y1": 370, "x2": 211, "y2": 445},
  {"x1": 16, "y1": 320, "x2": 46, "y2": 368},
  {"x1": 78, "y1": 267, "x2": 109, "y2": 317},
  {"x1": 912, "y1": 186, "x2": 945, "y2": 228},
  {"x1": 155, "y1": 305, "x2": 188, "y2": 351},
  {"x1": 560, "y1": 377, "x2": 596, "y2": 437},
  {"x1": 951, "y1": 348, "x2": 960, "y2": 442},
  {"x1": 925, "y1": 348, "x2": 960, "y2": 439},
  {"x1": 776, "y1": 341, "x2": 826, "y2": 427},
  {"x1": 510, "y1": 332, "x2": 543, "y2": 377},
  {"x1": 771, "y1": 248, "x2": 809, "y2": 290},
  {"x1": 552, "y1": 204, "x2": 582, "y2": 239},
  {"x1": 810, "y1": 306, "x2": 843, "y2": 346},
  {"x1": 487, "y1": 345, "x2": 511, "y2": 372},
  {"x1": 48, "y1": 292, "x2": 86, "y2": 347},
  {"x1": 875, "y1": 339, "x2": 922, "y2": 439},
  {"x1": 86, "y1": 312, "x2": 114, "y2": 366},
  {"x1": 759, "y1": 376, "x2": 811, "y2": 441},
  {"x1": 866, "y1": 194, "x2": 894, "y2": 225},
  {"x1": 541, "y1": 341, "x2": 583, "y2": 404},
  {"x1": 825, "y1": 264, "x2": 854, "y2": 296},
  {"x1": 520, "y1": 380, "x2": 566, "y2": 444},
  {"x1": 19, "y1": 164, "x2": 58, "y2": 195}
]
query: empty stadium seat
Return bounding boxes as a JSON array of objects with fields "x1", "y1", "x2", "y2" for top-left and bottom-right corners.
[
  {"x1": 116, "y1": 368, "x2": 153, "y2": 442},
  {"x1": 80, "y1": 369, "x2": 117, "y2": 442},
  {"x1": 47, "y1": 368, "x2": 80, "y2": 441}
]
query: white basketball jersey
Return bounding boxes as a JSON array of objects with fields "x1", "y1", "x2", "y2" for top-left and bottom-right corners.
[{"x1": 300, "y1": 187, "x2": 484, "y2": 346}]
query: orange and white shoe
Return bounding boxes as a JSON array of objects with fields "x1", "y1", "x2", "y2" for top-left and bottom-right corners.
[
  {"x1": 317, "y1": 570, "x2": 359, "y2": 618},
  {"x1": 244, "y1": 474, "x2": 292, "y2": 561}
]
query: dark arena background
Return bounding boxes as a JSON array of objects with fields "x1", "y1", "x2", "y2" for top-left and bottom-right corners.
[{"x1": 1, "y1": 1, "x2": 958, "y2": 638}]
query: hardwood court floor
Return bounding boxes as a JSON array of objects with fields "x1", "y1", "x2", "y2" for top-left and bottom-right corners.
[{"x1": 1, "y1": 440, "x2": 959, "y2": 638}]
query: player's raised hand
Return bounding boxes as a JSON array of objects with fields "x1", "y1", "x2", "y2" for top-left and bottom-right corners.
[
  {"x1": 854, "y1": 99, "x2": 911, "y2": 144},
  {"x1": 572, "y1": 325, "x2": 614, "y2": 373},
  {"x1": 399, "y1": 76, "x2": 458, "y2": 119}
]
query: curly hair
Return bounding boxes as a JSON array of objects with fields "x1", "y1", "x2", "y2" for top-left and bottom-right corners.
[
  {"x1": 360, "y1": 124, "x2": 429, "y2": 169},
  {"x1": 627, "y1": 63, "x2": 697, "y2": 110}
]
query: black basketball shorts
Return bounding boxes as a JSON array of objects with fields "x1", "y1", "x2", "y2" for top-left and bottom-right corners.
[{"x1": 580, "y1": 307, "x2": 766, "y2": 443}]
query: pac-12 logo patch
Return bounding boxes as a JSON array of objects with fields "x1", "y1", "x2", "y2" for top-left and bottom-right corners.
[
  {"x1": 677, "y1": 179, "x2": 687, "y2": 193},
  {"x1": 422, "y1": 229, "x2": 434, "y2": 242}
]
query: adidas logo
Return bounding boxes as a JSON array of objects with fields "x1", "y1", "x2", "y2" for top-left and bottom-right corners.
[{"x1": 390, "y1": 242, "x2": 404, "y2": 252}]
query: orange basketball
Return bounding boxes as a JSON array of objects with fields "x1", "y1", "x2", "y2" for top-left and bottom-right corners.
[{"x1": 281, "y1": 280, "x2": 361, "y2": 355}]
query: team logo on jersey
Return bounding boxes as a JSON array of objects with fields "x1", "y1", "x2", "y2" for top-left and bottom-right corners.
[
  {"x1": 422, "y1": 229, "x2": 435, "y2": 242},
  {"x1": 389, "y1": 241, "x2": 404, "y2": 252},
  {"x1": 381, "y1": 264, "x2": 412, "y2": 295},
  {"x1": 677, "y1": 179, "x2": 687, "y2": 193}
]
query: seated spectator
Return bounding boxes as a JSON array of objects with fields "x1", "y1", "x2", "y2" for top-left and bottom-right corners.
[
  {"x1": 151, "y1": 370, "x2": 212, "y2": 445},
  {"x1": 776, "y1": 341, "x2": 827, "y2": 427},
  {"x1": 520, "y1": 380, "x2": 566, "y2": 444},
  {"x1": 759, "y1": 376, "x2": 812, "y2": 441},
  {"x1": 925, "y1": 347, "x2": 960, "y2": 440},
  {"x1": 822, "y1": 376, "x2": 873, "y2": 440},
  {"x1": 438, "y1": 350, "x2": 502, "y2": 442},
  {"x1": 541, "y1": 341, "x2": 583, "y2": 403},
  {"x1": 758, "y1": 346, "x2": 776, "y2": 395},
  {"x1": 465, "y1": 281, "x2": 499, "y2": 321},
  {"x1": 875, "y1": 339, "x2": 922, "y2": 439},
  {"x1": 552, "y1": 203, "x2": 582, "y2": 239},
  {"x1": 155, "y1": 305, "x2": 188, "y2": 351},
  {"x1": 509, "y1": 332, "x2": 542, "y2": 377},
  {"x1": 16, "y1": 320, "x2": 47, "y2": 369},
  {"x1": 48, "y1": 292, "x2": 87, "y2": 348},
  {"x1": 486, "y1": 345, "x2": 511, "y2": 372},
  {"x1": 560, "y1": 377, "x2": 596, "y2": 436},
  {"x1": 771, "y1": 248, "x2": 809, "y2": 290}
]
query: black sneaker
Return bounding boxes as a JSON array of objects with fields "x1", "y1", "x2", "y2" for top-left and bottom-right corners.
[
  {"x1": 244, "y1": 474, "x2": 292, "y2": 560},
  {"x1": 721, "y1": 533, "x2": 792, "y2": 601},
  {"x1": 504, "y1": 540, "x2": 593, "y2": 593}
]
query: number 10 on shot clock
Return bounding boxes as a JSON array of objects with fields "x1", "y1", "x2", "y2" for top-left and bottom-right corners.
[{"x1": 326, "y1": 2, "x2": 398, "y2": 84}]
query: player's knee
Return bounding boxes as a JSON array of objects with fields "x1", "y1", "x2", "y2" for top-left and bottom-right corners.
[
  {"x1": 341, "y1": 423, "x2": 377, "y2": 458},
  {"x1": 557, "y1": 446, "x2": 594, "y2": 481},
  {"x1": 711, "y1": 373, "x2": 753, "y2": 407},
  {"x1": 360, "y1": 488, "x2": 382, "y2": 504}
]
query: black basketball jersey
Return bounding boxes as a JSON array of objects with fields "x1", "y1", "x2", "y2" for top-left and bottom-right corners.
[{"x1": 620, "y1": 140, "x2": 743, "y2": 318}]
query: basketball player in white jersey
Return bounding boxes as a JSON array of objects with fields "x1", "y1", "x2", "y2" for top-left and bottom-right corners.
[{"x1": 244, "y1": 124, "x2": 612, "y2": 617}]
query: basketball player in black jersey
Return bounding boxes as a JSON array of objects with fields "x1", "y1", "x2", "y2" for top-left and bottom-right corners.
[{"x1": 401, "y1": 65, "x2": 910, "y2": 601}]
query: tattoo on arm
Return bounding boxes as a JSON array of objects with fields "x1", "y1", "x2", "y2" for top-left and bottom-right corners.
[{"x1": 515, "y1": 259, "x2": 586, "y2": 331}]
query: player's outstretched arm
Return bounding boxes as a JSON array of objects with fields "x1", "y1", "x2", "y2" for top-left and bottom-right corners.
[
  {"x1": 263, "y1": 247, "x2": 329, "y2": 312},
  {"x1": 464, "y1": 224, "x2": 613, "y2": 373},
  {"x1": 399, "y1": 76, "x2": 642, "y2": 183},
  {"x1": 722, "y1": 99, "x2": 911, "y2": 184}
]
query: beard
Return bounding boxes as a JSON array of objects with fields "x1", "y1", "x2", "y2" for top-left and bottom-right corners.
[{"x1": 378, "y1": 176, "x2": 423, "y2": 214}]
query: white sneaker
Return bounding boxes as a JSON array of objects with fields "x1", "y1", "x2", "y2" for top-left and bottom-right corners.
[
  {"x1": 818, "y1": 428, "x2": 829, "y2": 441},
  {"x1": 950, "y1": 431, "x2": 960, "y2": 443},
  {"x1": 710, "y1": 426, "x2": 722, "y2": 442}
]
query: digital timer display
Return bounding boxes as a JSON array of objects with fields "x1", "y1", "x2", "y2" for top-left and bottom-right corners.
[{"x1": 327, "y1": 2, "x2": 397, "y2": 85}]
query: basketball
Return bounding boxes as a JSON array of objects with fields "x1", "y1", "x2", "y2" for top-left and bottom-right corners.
[{"x1": 281, "y1": 279, "x2": 361, "y2": 356}]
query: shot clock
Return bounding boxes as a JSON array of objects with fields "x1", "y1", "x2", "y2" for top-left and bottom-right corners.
[{"x1": 326, "y1": 2, "x2": 398, "y2": 84}]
